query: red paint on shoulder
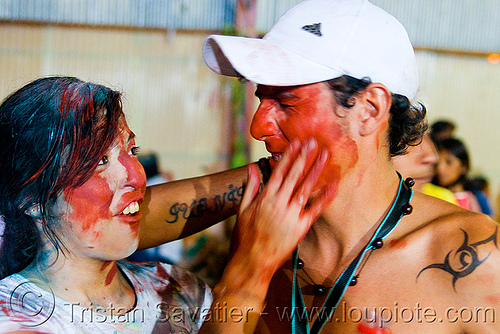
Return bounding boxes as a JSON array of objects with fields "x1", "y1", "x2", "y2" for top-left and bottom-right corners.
[
  {"x1": 476, "y1": 273, "x2": 495, "y2": 284},
  {"x1": 105, "y1": 262, "x2": 118, "y2": 286},
  {"x1": 485, "y1": 294, "x2": 500, "y2": 305},
  {"x1": 389, "y1": 238, "x2": 408, "y2": 249}
]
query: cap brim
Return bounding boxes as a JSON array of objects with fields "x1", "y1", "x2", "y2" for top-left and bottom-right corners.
[{"x1": 203, "y1": 35, "x2": 344, "y2": 86}]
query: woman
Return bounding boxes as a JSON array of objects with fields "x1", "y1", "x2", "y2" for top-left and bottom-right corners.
[
  {"x1": 0, "y1": 76, "x2": 328, "y2": 333},
  {"x1": 0, "y1": 76, "x2": 215, "y2": 332},
  {"x1": 434, "y1": 137, "x2": 481, "y2": 212}
]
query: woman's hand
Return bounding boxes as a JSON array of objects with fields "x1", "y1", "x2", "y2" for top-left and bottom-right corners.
[
  {"x1": 200, "y1": 139, "x2": 334, "y2": 333},
  {"x1": 232, "y1": 138, "x2": 332, "y2": 281}
]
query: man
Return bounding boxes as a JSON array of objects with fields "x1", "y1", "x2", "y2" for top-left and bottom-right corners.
[{"x1": 201, "y1": 0, "x2": 500, "y2": 332}]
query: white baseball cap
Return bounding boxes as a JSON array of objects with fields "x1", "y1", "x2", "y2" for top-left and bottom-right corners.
[{"x1": 203, "y1": 0, "x2": 419, "y2": 99}]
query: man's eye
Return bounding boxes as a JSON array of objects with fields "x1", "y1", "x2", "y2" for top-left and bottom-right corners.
[
  {"x1": 130, "y1": 146, "x2": 140, "y2": 156},
  {"x1": 98, "y1": 155, "x2": 109, "y2": 165},
  {"x1": 278, "y1": 101, "x2": 292, "y2": 108}
]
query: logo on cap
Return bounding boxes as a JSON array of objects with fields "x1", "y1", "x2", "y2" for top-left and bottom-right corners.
[{"x1": 301, "y1": 23, "x2": 322, "y2": 37}]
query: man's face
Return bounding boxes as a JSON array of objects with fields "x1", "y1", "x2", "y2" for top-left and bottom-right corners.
[
  {"x1": 392, "y1": 134, "x2": 439, "y2": 191},
  {"x1": 250, "y1": 81, "x2": 359, "y2": 192}
]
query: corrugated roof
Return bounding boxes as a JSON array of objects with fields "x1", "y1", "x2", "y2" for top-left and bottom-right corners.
[{"x1": 1, "y1": 0, "x2": 499, "y2": 53}]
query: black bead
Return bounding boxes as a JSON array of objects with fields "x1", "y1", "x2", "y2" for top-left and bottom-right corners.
[
  {"x1": 372, "y1": 238, "x2": 384, "y2": 249},
  {"x1": 349, "y1": 276, "x2": 358, "y2": 286},
  {"x1": 297, "y1": 258, "x2": 304, "y2": 269},
  {"x1": 313, "y1": 284, "x2": 327, "y2": 295},
  {"x1": 404, "y1": 177, "x2": 415, "y2": 188},
  {"x1": 402, "y1": 204, "x2": 413, "y2": 215}
]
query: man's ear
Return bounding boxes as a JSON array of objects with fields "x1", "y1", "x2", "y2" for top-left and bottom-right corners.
[{"x1": 358, "y1": 83, "x2": 392, "y2": 136}]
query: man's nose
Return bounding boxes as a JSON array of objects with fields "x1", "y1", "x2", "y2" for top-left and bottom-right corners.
[
  {"x1": 421, "y1": 136, "x2": 439, "y2": 165},
  {"x1": 250, "y1": 100, "x2": 279, "y2": 141}
]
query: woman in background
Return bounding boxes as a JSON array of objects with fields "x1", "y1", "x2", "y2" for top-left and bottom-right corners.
[{"x1": 434, "y1": 137, "x2": 481, "y2": 212}]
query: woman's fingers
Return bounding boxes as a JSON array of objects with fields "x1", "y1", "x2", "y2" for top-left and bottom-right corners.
[
  {"x1": 239, "y1": 164, "x2": 261, "y2": 215},
  {"x1": 264, "y1": 139, "x2": 301, "y2": 195},
  {"x1": 279, "y1": 139, "x2": 319, "y2": 204},
  {"x1": 291, "y1": 148, "x2": 329, "y2": 208}
]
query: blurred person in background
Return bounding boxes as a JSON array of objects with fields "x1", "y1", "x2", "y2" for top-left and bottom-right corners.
[
  {"x1": 434, "y1": 137, "x2": 481, "y2": 212},
  {"x1": 430, "y1": 119, "x2": 456, "y2": 143},
  {"x1": 392, "y1": 132, "x2": 457, "y2": 204},
  {"x1": 467, "y1": 175, "x2": 495, "y2": 217}
]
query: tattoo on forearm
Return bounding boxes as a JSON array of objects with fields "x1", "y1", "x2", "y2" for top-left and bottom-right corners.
[
  {"x1": 165, "y1": 184, "x2": 245, "y2": 224},
  {"x1": 417, "y1": 227, "x2": 498, "y2": 292}
]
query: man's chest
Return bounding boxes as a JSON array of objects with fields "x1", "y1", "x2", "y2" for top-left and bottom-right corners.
[{"x1": 256, "y1": 264, "x2": 468, "y2": 333}]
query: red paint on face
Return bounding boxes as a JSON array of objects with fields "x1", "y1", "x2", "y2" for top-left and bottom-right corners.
[
  {"x1": 65, "y1": 175, "x2": 113, "y2": 232},
  {"x1": 105, "y1": 262, "x2": 118, "y2": 286},
  {"x1": 251, "y1": 82, "x2": 359, "y2": 192}
]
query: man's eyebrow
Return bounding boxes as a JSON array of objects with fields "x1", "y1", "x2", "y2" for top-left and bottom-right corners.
[
  {"x1": 255, "y1": 89, "x2": 297, "y2": 100},
  {"x1": 128, "y1": 132, "x2": 136, "y2": 142},
  {"x1": 276, "y1": 91, "x2": 298, "y2": 100}
]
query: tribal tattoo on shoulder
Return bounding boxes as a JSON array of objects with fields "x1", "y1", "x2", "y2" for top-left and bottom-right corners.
[{"x1": 417, "y1": 226, "x2": 498, "y2": 292}]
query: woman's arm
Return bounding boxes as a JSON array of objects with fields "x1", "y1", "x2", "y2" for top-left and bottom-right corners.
[{"x1": 138, "y1": 165, "x2": 254, "y2": 249}]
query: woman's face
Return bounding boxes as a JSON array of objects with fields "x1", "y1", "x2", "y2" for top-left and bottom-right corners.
[
  {"x1": 53, "y1": 122, "x2": 147, "y2": 261},
  {"x1": 436, "y1": 149, "x2": 466, "y2": 188}
]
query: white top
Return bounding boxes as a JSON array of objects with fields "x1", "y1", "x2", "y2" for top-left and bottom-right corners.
[{"x1": 0, "y1": 261, "x2": 212, "y2": 333}]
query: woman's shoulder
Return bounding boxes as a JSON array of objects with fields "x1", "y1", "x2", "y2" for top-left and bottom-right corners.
[
  {"x1": 119, "y1": 260, "x2": 207, "y2": 287},
  {"x1": 119, "y1": 260, "x2": 213, "y2": 331},
  {"x1": 0, "y1": 274, "x2": 69, "y2": 333},
  {"x1": 119, "y1": 260, "x2": 212, "y2": 304}
]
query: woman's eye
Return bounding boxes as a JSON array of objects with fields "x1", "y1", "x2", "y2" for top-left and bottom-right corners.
[
  {"x1": 130, "y1": 146, "x2": 140, "y2": 156},
  {"x1": 98, "y1": 155, "x2": 109, "y2": 165}
]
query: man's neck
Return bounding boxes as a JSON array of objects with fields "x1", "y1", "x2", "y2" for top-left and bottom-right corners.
[{"x1": 300, "y1": 162, "x2": 401, "y2": 275}]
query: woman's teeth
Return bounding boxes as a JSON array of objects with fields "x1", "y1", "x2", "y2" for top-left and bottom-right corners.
[{"x1": 121, "y1": 202, "x2": 139, "y2": 215}]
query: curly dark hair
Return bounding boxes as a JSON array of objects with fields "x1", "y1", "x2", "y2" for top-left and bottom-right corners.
[{"x1": 326, "y1": 75, "x2": 427, "y2": 157}]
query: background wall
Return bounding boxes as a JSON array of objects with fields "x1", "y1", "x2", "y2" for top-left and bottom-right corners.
[
  {"x1": 0, "y1": 24, "x2": 229, "y2": 179},
  {"x1": 0, "y1": 0, "x2": 499, "y2": 214}
]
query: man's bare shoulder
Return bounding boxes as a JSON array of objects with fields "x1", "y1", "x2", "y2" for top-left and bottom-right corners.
[
  {"x1": 404, "y1": 192, "x2": 499, "y2": 287},
  {"x1": 408, "y1": 191, "x2": 497, "y2": 238}
]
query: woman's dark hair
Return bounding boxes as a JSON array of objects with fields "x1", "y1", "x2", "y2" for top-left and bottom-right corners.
[
  {"x1": 327, "y1": 75, "x2": 427, "y2": 157},
  {"x1": 436, "y1": 137, "x2": 470, "y2": 187},
  {"x1": 0, "y1": 76, "x2": 124, "y2": 278}
]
